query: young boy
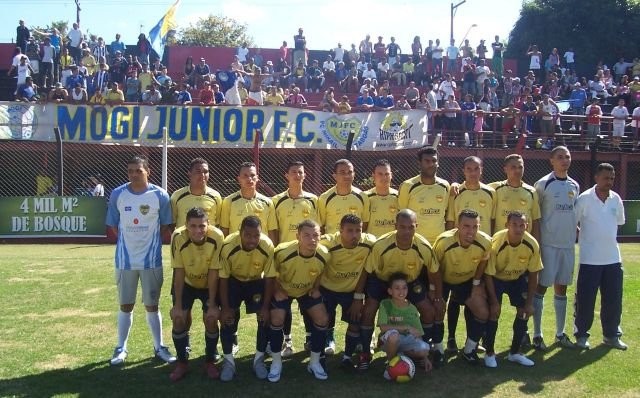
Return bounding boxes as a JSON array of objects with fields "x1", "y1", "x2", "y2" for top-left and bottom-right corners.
[{"x1": 377, "y1": 272, "x2": 433, "y2": 378}]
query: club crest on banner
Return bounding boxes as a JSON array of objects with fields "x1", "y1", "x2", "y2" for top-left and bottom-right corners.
[{"x1": 319, "y1": 117, "x2": 368, "y2": 148}]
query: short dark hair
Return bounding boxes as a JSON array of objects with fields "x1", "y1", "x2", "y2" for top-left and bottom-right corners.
[
  {"x1": 507, "y1": 211, "x2": 526, "y2": 223},
  {"x1": 127, "y1": 155, "x2": 149, "y2": 171},
  {"x1": 372, "y1": 158, "x2": 391, "y2": 172},
  {"x1": 550, "y1": 146, "x2": 569, "y2": 158},
  {"x1": 340, "y1": 214, "x2": 362, "y2": 228},
  {"x1": 417, "y1": 146, "x2": 438, "y2": 161},
  {"x1": 286, "y1": 161, "x2": 304, "y2": 172},
  {"x1": 388, "y1": 272, "x2": 408, "y2": 287},
  {"x1": 333, "y1": 158, "x2": 353, "y2": 173},
  {"x1": 186, "y1": 207, "x2": 207, "y2": 222},
  {"x1": 596, "y1": 162, "x2": 615, "y2": 174},
  {"x1": 396, "y1": 208, "x2": 417, "y2": 223},
  {"x1": 240, "y1": 215, "x2": 262, "y2": 231},
  {"x1": 463, "y1": 156, "x2": 482, "y2": 167},
  {"x1": 239, "y1": 162, "x2": 256, "y2": 174},
  {"x1": 503, "y1": 154, "x2": 523, "y2": 166},
  {"x1": 458, "y1": 209, "x2": 479, "y2": 222},
  {"x1": 298, "y1": 219, "x2": 320, "y2": 232},
  {"x1": 189, "y1": 157, "x2": 208, "y2": 171}
]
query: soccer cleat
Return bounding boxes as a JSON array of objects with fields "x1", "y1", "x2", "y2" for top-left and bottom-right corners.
[
  {"x1": 267, "y1": 360, "x2": 282, "y2": 383},
  {"x1": 576, "y1": 337, "x2": 590, "y2": 350},
  {"x1": 253, "y1": 356, "x2": 269, "y2": 380},
  {"x1": 555, "y1": 333, "x2": 576, "y2": 348},
  {"x1": 357, "y1": 352, "x2": 371, "y2": 371},
  {"x1": 533, "y1": 336, "x2": 547, "y2": 351},
  {"x1": 169, "y1": 362, "x2": 189, "y2": 382},
  {"x1": 324, "y1": 339, "x2": 336, "y2": 355},
  {"x1": 281, "y1": 339, "x2": 294, "y2": 357},
  {"x1": 507, "y1": 353, "x2": 535, "y2": 367},
  {"x1": 462, "y1": 350, "x2": 480, "y2": 364},
  {"x1": 205, "y1": 361, "x2": 220, "y2": 379},
  {"x1": 445, "y1": 338, "x2": 458, "y2": 354},
  {"x1": 220, "y1": 359, "x2": 236, "y2": 382},
  {"x1": 154, "y1": 345, "x2": 177, "y2": 364},
  {"x1": 603, "y1": 337, "x2": 628, "y2": 351},
  {"x1": 110, "y1": 347, "x2": 128, "y2": 366},
  {"x1": 431, "y1": 350, "x2": 445, "y2": 369},
  {"x1": 307, "y1": 362, "x2": 329, "y2": 380},
  {"x1": 484, "y1": 354, "x2": 498, "y2": 368},
  {"x1": 340, "y1": 357, "x2": 355, "y2": 371}
]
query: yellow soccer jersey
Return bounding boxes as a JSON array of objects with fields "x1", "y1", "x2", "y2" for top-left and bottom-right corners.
[
  {"x1": 319, "y1": 231, "x2": 376, "y2": 292},
  {"x1": 433, "y1": 229, "x2": 492, "y2": 285},
  {"x1": 365, "y1": 231, "x2": 439, "y2": 282},
  {"x1": 489, "y1": 181, "x2": 541, "y2": 232},
  {"x1": 171, "y1": 225, "x2": 225, "y2": 289},
  {"x1": 487, "y1": 229, "x2": 543, "y2": 281},
  {"x1": 365, "y1": 187, "x2": 399, "y2": 237},
  {"x1": 171, "y1": 186, "x2": 223, "y2": 228},
  {"x1": 318, "y1": 186, "x2": 371, "y2": 235},
  {"x1": 219, "y1": 231, "x2": 276, "y2": 281},
  {"x1": 220, "y1": 191, "x2": 278, "y2": 233},
  {"x1": 274, "y1": 240, "x2": 331, "y2": 298},
  {"x1": 272, "y1": 190, "x2": 319, "y2": 243},
  {"x1": 446, "y1": 182, "x2": 496, "y2": 234},
  {"x1": 398, "y1": 175, "x2": 450, "y2": 243}
]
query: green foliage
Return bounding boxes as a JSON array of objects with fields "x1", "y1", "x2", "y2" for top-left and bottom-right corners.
[
  {"x1": 177, "y1": 15, "x2": 255, "y2": 47},
  {"x1": 31, "y1": 20, "x2": 69, "y2": 37},
  {"x1": 506, "y1": 0, "x2": 640, "y2": 76}
]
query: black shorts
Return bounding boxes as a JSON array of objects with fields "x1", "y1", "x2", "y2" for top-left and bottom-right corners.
[
  {"x1": 492, "y1": 274, "x2": 527, "y2": 308},
  {"x1": 227, "y1": 277, "x2": 266, "y2": 314},
  {"x1": 366, "y1": 274, "x2": 427, "y2": 304},
  {"x1": 172, "y1": 283, "x2": 210, "y2": 312},
  {"x1": 443, "y1": 279, "x2": 473, "y2": 305},
  {"x1": 320, "y1": 286, "x2": 357, "y2": 324},
  {"x1": 271, "y1": 294, "x2": 324, "y2": 313}
]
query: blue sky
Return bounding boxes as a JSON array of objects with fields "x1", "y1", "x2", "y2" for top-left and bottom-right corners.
[{"x1": 3, "y1": 0, "x2": 522, "y2": 50}]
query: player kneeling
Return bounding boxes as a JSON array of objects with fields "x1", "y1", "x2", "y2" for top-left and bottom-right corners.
[
  {"x1": 218, "y1": 216, "x2": 276, "y2": 381},
  {"x1": 169, "y1": 207, "x2": 225, "y2": 382},
  {"x1": 378, "y1": 272, "x2": 433, "y2": 379},
  {"x1": 268, "y1": 220, "x2": 331, "y2": 382}
]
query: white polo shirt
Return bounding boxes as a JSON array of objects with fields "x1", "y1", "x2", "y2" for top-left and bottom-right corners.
[{"x1": 575, "y1": 186, "x2": 625, "y2": 265}]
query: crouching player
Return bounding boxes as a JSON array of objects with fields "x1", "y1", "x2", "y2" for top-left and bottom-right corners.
[
  {"x1": 268, "y1": 220, "x2": 331, "y2": 382},
  {"x1": 169, "y1": 207, "x2": 225, "y2": 382},
  {"x1": 218, "y1": 216, "x2": 276, "y2": 381},
  {"x1": 378, "y1": 272, "x2": 433, "y2": 378},
  {"x1": 483, "y1": 211, "x2": 542, "y2": 367},
  {"x1": 433, "y1": 209, "x2": 491, "y2": 364},
  {"x1": 319, "y1": 214, "x2": 376, "y2": 368}
]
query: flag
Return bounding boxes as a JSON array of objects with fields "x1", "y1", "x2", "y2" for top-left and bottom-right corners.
[{"x1": 148, "y1": 0, "x2": 181, "y2": 61}]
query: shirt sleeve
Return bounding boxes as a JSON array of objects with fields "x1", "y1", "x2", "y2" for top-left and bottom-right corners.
[
  {"x1": 158, "y1": 190, "x2": 172, "y2": 226},
  {"x1": 171, "y1": 233, "x2": 184, "y2": 269},
  {"x1": 398, "y1": 182, "x2": 410, "y2": 210},
  {"x1": 376, "y1": 300, "x2": 389, "y2": 326},
  {"x1": 220, "y1": 197, "x2": 231, "y2": 230},
  {"x1": 616, "y1": 195, "x2": 626, "y2": 226},
  {"x1": 267, "y1": 200, "x2": 278, "y2": 231},
  {"x1": 105, "y1": 188, "x2": 120, "y2": 227}
]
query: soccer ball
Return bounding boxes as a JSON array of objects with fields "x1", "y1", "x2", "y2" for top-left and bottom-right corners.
[{"x1": 386, "y1": 355, "x2": 415, "y2": 383}]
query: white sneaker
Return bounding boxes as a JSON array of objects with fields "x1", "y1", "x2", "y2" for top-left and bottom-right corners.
[
  {"x1": 576, "y1": 337, "x2": 590, "y2": 350},
  {"x1": 484, "y1": 354, "x2": 497, "y2": 368},
  {"x1": 220, "y1": 358, "x2": 236, "y2": 382},
  {"x1": 282, "y1": 340, "x2": 294, "y2": 357},
  {"x1": 110, "y1": 346, "x2": 128, "y2": 366},
  {"x1": 507, "y1": 353, "x2": 534, "y2": 367},
  {"x1": 307, "y1": 361, "x2": 329, "y2": 380},
  {"x1": 324, "y1": 340, "x2": 336, "y2": 355},
  {"x1": 603, "y1": 337, "x2": 628, "y2": 350},
  {"x1": 154, "y1": 346, "x2": 177, "y2": 364},
  {"x1": 268, "y1": 359, "x2": 282, "y2": 383}
]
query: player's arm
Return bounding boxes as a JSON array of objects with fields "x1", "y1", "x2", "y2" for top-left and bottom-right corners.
[
  {"x1": 206, "y1": 269, "x2": 220, "y2": 321},
  {"x1": 260, "y1": 277, "x2": 275, "y2": 325},
  {"x1": 524, "y1": 270, "x2": 539, "y2": 317},
  {"x1": 218, "y1": 275, "x2": 232, "y2": 325},
  {"x1": 309, "y1": 269, "x2": 323, "y2": 298},
  {"x1": 172, "y1": 268, "x2": 186, "y2": 317},
  {"x1": 349, "y1": 269, "x2": 369, "y2": 322},
  {"x1": 268, "y1": 230, "x2": 279, "y2": 246},
  {"x1": 531, "y1": 219, "x2": 540, "y2": 243}
]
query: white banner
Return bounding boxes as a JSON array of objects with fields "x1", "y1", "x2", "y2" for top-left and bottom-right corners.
[{"x1": 0, "y1": 102, "x2": 429, "y2": 150}]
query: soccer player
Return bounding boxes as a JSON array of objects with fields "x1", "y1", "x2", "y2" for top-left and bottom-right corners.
[
  {"x1": 444, "y1": 156, "x2": 495, "y2": 353},
  {"x1": 484, "y1": 212, "x2": 542, "y2": 367},
  {"x1": 268, "y1": 220, "x2": 331, "y2": 382},
  {"x1": 169, "y1": 207, "x2": 225, "y2": 382},
  {"x1": 365, "y1": 159, "x2": 399, "y2": 237},
  {"x1": 398, "y1": 146, "x2": 451, "y2": 244},
  {"x1": 354, "y1": 209, "x2": 441, "y2": 370},
  {"x1": 489, "y1": 154, "x2": 541, "y2": 242},
  {"x1": 532, "y1": 146, "x2": 579, "y2": 350},
  {"x1": 319, "y1": 214, "x2": 376, "y2": 366},
  {"x1": 318, "y1": 159, "x2": 370, "y2": 235},
  {"x1": 170, "y1": 158, "x2": 222, "y2": 228},
  {"x1": 218, "y1": 216, "x2": 276, "y2": 381},
  {"x1": 574, "y1": 163, "x2": 627, "y2": 350},
  {"x1": 433, "y1": 210, "x2": 491, "y2": 364},
  {"x1": 105, "y1": 155, "x2": 175, "y2": 366},
  {"x1": 378, "y1": 272, "x2": 433, "y2": 378}
]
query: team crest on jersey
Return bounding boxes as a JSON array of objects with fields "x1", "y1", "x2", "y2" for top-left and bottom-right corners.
[
  {"x1": 254, "y1": 208, "x2": 263, "y2": 216},
  {"x1": 302, "y1": 208, "x2": 311, "y2": 218},
  {"x1": 253, "y1": 261, "x2": 261, "y2": 269},
  {"x1": 309, "y1": 269, "x2": 319, "y2": 278},
  {"x1": 349, "y1": 206, "x2": 358, "y2": 214},
  {"x1": 319, "y1": 117, "x2": 368, "y2": 149},
  {"x1": 412, "y1": 284, "x2": 422, "y2": 294},
  {"x1": 519, "y1": 199, "x2": 527, "y2": 206},
  {"x1": 519, "y1": 256, "x2": 528, "y2": 263},
  {"x1": 568, "y1": 191, "x2": 575, "y2": 198},
  {"x1": 389, "y1": 205, "x2": 398, "y2": 213},
  {"x1": 252, "y1": 293, "x2": 262, "y2": 303},
  {"x1": 139, "y1": 204, "x2": 150, "y2": 215},
  {"x1": 472, "y1": 257, "x2": 480, "y2": 264},
  {"x1": 407, "y1": 261, "x2": 416, "y2": 270},
  {"x1": 479, "y1": 200, "x2": 487, "y2": 208},
  {"x1": 356, "y1": 256, "x2": 365, "y2": 264},
  {"x1": 436, "y1": 195, "x2": 444, "y2": 203}
]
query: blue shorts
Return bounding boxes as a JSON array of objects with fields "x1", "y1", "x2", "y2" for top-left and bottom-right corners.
[
  {"x1": 366, "y1": 274, "x2": 427, "y2": 304},
  {"x1": 172, "y1": 282, "x2": 210, "y2": 312},
  {"x1": 271, "y1": 294, "x2": 325, "y2": 313},
  {"x1": 320, "y1": 286, "x2": 357, "y2": 324},
  {"x1": 443, "y1": 279, "x2": 473, "y2": 304},
  {"x1": 226, "y1": 277, "x2": 266, "y2": 314},
  {"x1": 492, "y1": 275, "x2": 527, "y2": 308}
]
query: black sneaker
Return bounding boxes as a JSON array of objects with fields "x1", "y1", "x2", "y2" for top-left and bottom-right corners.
[
  {"x1": 462, "y1": 350, "x2": 480, "y2": 364},
  {"x1": 446, "y1": 338, "x2": 458, "y2": 354},
  {"x1": 533, "y1": 336, "x2": 547, "y2": 351},
  {"x1": 340, "y1": 357, "x2": 355, "y2": 371},
  {"x1": 431, "y1": 350, "x2": 445, "y2": 369}
]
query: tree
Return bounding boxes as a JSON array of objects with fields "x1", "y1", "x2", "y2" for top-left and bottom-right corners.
[
  {"x1": 31, "y1": 20, "x2": 69, "y2": 38},
  {"x1": 506, "y1": 0, "x2": 640, "y2": 77},
  {"x1": 177, "y1": 15, "x2": 255, "y2": 47}
]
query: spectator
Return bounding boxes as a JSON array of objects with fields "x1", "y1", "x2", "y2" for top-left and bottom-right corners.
[
  {"x1": 462, "y1": 64, "x2": 476, "y2": 97},
  {"x1": 374, "y1": 36, "x2": 386, "y2": 63},
  {"x1": 8, "y1": 54, "x2": 32, "y2": 94},
  {"x1": 446, "y1": 39, "x2": 459, "y2": 75},
  {"x1": 345, "y1": 43, "x2": 358, "y2": 70},
  {"x1": 136, "y1": 33, "x2": 152, "y2": 66},
  {"x1": 16, "y1": 76, "x2": 39, "y2": 102},
  {"x1": 610, "y1": 98, "x2": 629, "y2": 151},
  {"x1": 333, "y1": 43, "x2": 344, "y2": 63},
  {"x1": 177, "y1": 83, "x2": 192, "y2": 105},
  {"x1": 279, "y1": 41, "x2": 288, "y2": 64},
  {"x1": 212, "y1": 83, "x2": 225, "y2": 105},
  {"x1": 287, "y1": 86, "x2": 307, "y2": 107},
  {"x1": 387, "y1": 36, "x2": 401, "y2": 66},
  {"x1": 138, "y1": 64, "x2": 157, "y2": 95},
  {"x1": 359, "y1": 34, "x2": 373, "y2": 63},
  {"x1": 460, "y1": 93, "x2": 476, "y2": 144},
  {"x1": 443, "y1": 94, "x2": 461, "y2": 146},
  {"x1": 613, "y1": 57, "x2": 633, "y2": 83},
  {"x1": 416, "y1": 91, "x2": 430, "y2": 111},
  {"x1": 40, "y1": 37, "x2": 55, "y2": 88},
  {"x1": 237, "y1": 81, "x2": 249, "y2": 105},
  {"x1": 405, "y1": 81, "x2": 420, "y2": 108},
  {"x1": 16, "y1": 20, "x2": 30, "y2": 53},
  {"x1": 377, "y1": 57, "x2": 391, "y2": 80},
  {"x1": 65, "y1": 66, "x2": 85, "y2": 91},
  {"x1": 82, "y1": 49, "x2": 98, "y2": 77},
  {"x1": 110, "y1": 34, "x2": 125, "y2": 60},
  {"x1": 48, "y1": 82, "x2": 68, "y2": 103},
  {"x1": 359, "y1": 79, "x2": 377, "y2": 96},
  {"x1": 439, "y1": 73, "x2": 456, "y2": 101},
  {"x1": 432, "y1": 39, "x2": 444, "y2": 72},
  {"x1": 105, "y1": 82, "x2": 125, "y2": 105},
  {"x1": 361, "y1": 64, "x2": 378, "y2": 87},
  {"x1": 357, "y1": 88, "x2": 374, "y2": 111},
  {"x1": 236, "y1": 42, "x2": 249, "y2": 63},
  {"x1": 374, "y1": 87, "x2": 394, "y2": 110},
  {"x1": 68, "y1": 82, "x2": 88, "y2": 104},
  {"x1": 563, "y1": 47, "x2": 575, "y2": 71},
  {"x1": 306, "y1": 60, "x2": 324, "y2": 93},
  {"x1": 391, "y1": 60, "x2": 406, "y2": 86},
  {"x1": 156, "y1": 67, "x2": 173, "y2": 87},
  {"x1": 199, "y1": 81, "x2": 214, "y2": 105},
  {"x1": 25, "y1": 38, "x2": 40, "y2": 65},
  {"x1": 150, "y1": 58, "x2": 165, "y2": 75},
  {"x1": 160, "y1": 81, "x2": 178, "y2": 104},
  {"x1": 142, "y1": 83, "x2": 162, "y2": 105},
  {"x1": 411, "y1": 36, "x2": 423, "y2": 64},
  {"x1": 475, "y1": 59, "x2": 490, "y2": 99},
  {"x1": 476, "y1": 39, "x2": 487, "y2": 62},
  {"x1": 265, "y1": 85, "x2": 284, "y2": 106},
  {"x1": 245, "y1": 66, "x2": 270, "y2": 105},
  {"x1": 527, "y1": 45, "x2": 542, "y2": 83},
  {"x1": 253, "y1": 48, "x2": 264, "y2": 67},
  {"x1": 110, "y1": 51, "x2": 128, "y2": 85},
  {"x1": 414, "y1": 56, "x2": 428, "y2": 86},
  {"x1": 183, "y1": 56, "x2": 195, "y2": 86},
  {"x1": 356, "y1": 56, "x2": 368, "y2": 80},
  {"x1": 402, "y1": 57, "x2": 415, "y2": 82},
  {"x1": 90, "y1": 176, "x2": 105, "y2": 197},
  {"x1": 126, "y1": 55, "x2": 143, "y2": 77},
  {"x1": 67, "y1": 23, "x2": 83, "y2": 64},
  {"x1": 319, "y1": 87, "x2": 338, "y2": 112},
  {"x1": 125, "y1": 71, "x2": 142, "y2": 102},
  {"x1": 193, "y1": 58, "x2": 210, "y2": 89},
  {"x1": 395, "y1": 95, "x2": 412, "y2": 110},
  {"x1": 293, "y1": 28, "x2": 307, "y2": 66},
  {"x1": 89, "y1": 88, "x2": 106, "y2": 104},
  {"x1": 322, "y1": 55, "x2": 335, "y2": 83},
  {"x1": 292, "y1": 61, "x2": 307, "y2": 91},
  {"x1": 93, "y1": 37, "x2": 109, "y2": 63},
  {"x1": 342, "y1": 66, "x2": 359, "y2": 93},
  {"x1": 337, "y1": 95, "x2": 351, "y2": 114}
]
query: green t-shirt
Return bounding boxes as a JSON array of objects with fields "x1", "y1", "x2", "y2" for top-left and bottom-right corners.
[{"x1": 377, "y1": 298, "x2": 423, "y2": 331}]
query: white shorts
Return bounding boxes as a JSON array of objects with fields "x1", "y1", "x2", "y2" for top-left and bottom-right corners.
[
  {"x1": 247, "y1": 91, "x2": 264, "y2": 106},
  {"x1": 381, "y1": 329, "x2": 429, "y2": 353},
  {"x1": 539, "y1": 245, "x2": 575, "y2": 287},
  {"x1": 225, "y1": 87, "x2": 241, "y2": 106},
  {"x1": 115, "y1": 268, "x2": 163, "y2": 306},
  {"x1": 612, "y1": 124, "x2": 625, "y2": 137}
]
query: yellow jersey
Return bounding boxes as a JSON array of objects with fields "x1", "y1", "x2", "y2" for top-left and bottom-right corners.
[
  {"x1": 365, "y1": 187, "x2": 399, "y2": 237},
  {"x1": 170, "y1": 185, "x2": 223, "y2": 228},
  {"x1": 171, "y1": 225, "x2": 225, "y2": 289},
  {"x1": 398, "y1": 175, "x2": 450, "y2": 243},
  {"x1": 271, "y1": 190, "x2": 319, "y2": 243},
  {"x1": 318, "y1": 186, "x2": 370, "y2": 235},
  {"x1": 365, "y1": 231, "x2": 439, "y2": 282},
  {"x1": 487, "y1": 229, "x2": 543, "y2": 281},
  {"x1": 220, "y1": 191, "x2": 278, "y2": 233},
  {"x1": 319, "y1": 231, "x2": 376, "y2": 292},
  {"x1": 489, "y1": 180, "x2": 541, "y2": 232},
  {"x1": 433, "y1": 228, "x2": 492, "y2": 285},
  {"x1": 274, "y1": 240, "x2": 331, "y2": 298},
  {"x1": 219, "y1": 231, "x2": 276, "y2": 281},
  {"x1": 447, "y1": 182, "x2": 496, "y2": 234}
]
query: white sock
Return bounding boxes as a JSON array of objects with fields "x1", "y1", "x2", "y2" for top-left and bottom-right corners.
[
  {"x1": 434, "y1": 342, "x2": 445, "y2": 354},
  {"x1": 224, "y1": 353, "x2": 235, "y2": 364},
  {"x1": 284, "y1": 334, "x2": 292, "y2": 341},
  {"x1": 309, "y1": 351, "x2": 321, "y2": 365},
  {"x1": 254, "y1": 351, "x2": 264, "y2": 363},
  {"x1": 117, "y1": 310, "x2": 133, "y2": 349},
  {"x1": 146, "y1": 311, "x2": 163, "y2": 350},
  {"x1": 464, "y1": 338, "x2": 477, "y2": 354},
  {"x1": 271, "y1": 352, "x2": 282, "y2": 366},
  {"x1": 554, "y1": 295, "x2": 568, "y2": 337}
]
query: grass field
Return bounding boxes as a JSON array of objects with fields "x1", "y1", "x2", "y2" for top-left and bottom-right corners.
[{"x1": 0, "y1": 244, "x2": 638, "y2": 398}]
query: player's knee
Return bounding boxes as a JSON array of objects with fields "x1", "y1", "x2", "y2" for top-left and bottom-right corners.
[
  {"x1": 347, "y1": 324, "x2": 360, "y2": 333},
  {"x1": 144, "y1": 305, "x2": 159, "y2": 312},
  {"x1": 120, "y1": 304, "x2": 134, "y2": 312},
  {"x1": 172, "y1": 317, "x2": 186, "y2": 331},
  {"x1": 270, "y1": 310, "x2": 285, "y2": 326},
  {"x1": 418, "y1": 305, "x2": 435, "y2": 322}
]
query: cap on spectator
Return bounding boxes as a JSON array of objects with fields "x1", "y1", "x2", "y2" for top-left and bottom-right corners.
[
  {"x1": 204, "y1": 81, "x2": 211, "y2": 85},
  {"x1": 266, "y1": 60, "x2": 273, "y2": 65},
  {"x1": 55, "y1": 82, "x2": 63, "y2": 88},
  {"x1": 115, "y1": 50, "x2": 122, "y2": 54},
  {"x1": 574, "y1": 82, "x2": 581, "y2": 87},
  {"x1": 200, "y1": 57, "x2": 205, "y2": 61}
]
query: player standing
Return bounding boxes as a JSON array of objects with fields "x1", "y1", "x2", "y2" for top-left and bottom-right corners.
[
  {"x1": 170, "y1": 158, "x2": 222, "y2": 229},
  {"x1": 531, "y1": 146, "x2": 579, "y2": 350},
  {"x1": 106, "y1": 155, "x2": 175, "y2": 366},
  {"x1": 365, "y1": 159, "x2": 399, "y2": 238}
]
